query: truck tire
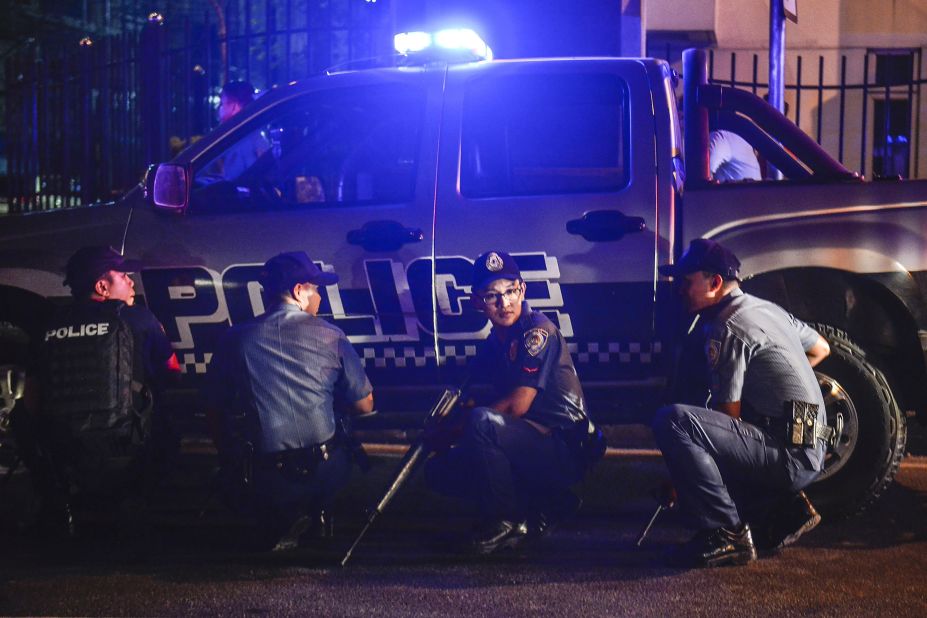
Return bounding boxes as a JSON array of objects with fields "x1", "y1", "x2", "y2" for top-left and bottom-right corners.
[{"x1": 805, "y1": 324, "x2": 906, "y2": 518}]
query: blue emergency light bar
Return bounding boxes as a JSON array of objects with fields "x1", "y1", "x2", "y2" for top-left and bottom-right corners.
[{"x1": 393, "y1": 28, "x2": 493, "y2": 61}]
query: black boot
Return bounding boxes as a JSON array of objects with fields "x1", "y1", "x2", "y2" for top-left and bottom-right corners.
[
  {"x1": 271, "y1": 514, "x2": 313, "y2": 552},
  {"x1": 667, "y1": 523, "x2": 756, "y2": 568},
  {"x1": 466, "y1": 519, "x2": 528, "y2": 555},
  {"x1": 526, "y1": 490, "x2": 582, "y2": 540},
  {"x1": 752, "y1": 491, "x2": 821, "y2": 551}
]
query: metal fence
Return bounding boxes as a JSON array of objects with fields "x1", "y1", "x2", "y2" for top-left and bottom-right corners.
[
  {"x1": 3, "y1": 0, "x2": 392, "y2": 214},
  {"x1": 705, "y1": 47, "x2": 926, "y2": 180}
]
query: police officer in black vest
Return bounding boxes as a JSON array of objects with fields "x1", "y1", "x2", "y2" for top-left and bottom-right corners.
[
  {"x1": 425, "y1": 250, "x2": 603, "y2": 554},
  {"x1": 13, "y1": 246, "x2": 180, "y2": 535}
]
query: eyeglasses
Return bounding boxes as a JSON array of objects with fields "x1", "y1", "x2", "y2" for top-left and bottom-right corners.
[{"x1": 477, "y1": 285, "x2": 522, "y2": 306}]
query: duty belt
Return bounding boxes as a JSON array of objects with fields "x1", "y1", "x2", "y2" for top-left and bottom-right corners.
[
  {"x1": 255, "y1": 441, "x2": 334, "y2": 478},
  {"x1": 754, "y1": 403, "x2": 842, "y2": 450}
]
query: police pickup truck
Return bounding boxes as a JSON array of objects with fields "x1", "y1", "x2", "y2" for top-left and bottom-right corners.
[{"x1": 1, "y1": 34, "x2": 923, "y2": 517}]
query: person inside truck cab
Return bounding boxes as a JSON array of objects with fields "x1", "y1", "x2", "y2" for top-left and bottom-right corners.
[
  {"x1": 652, "y1": 239, "x2": 831, "y2": 568},
  {"x1": 424, "y1": 251, "x2": 604, "y2": 555},
  {"x1": 204, "y1": 251, "x2": 373, "y2": 551},
  {"x1": 197, "y1": 80, "x2": 270, "y2": 183}
]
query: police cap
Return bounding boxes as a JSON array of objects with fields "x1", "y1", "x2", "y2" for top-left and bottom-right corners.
[
  {"x1": 472, "y1": 251, "x2": 522, "y2": 291},
  {"x1": 260, "y1": 251, "x2": 338, "y2": 295},
  {"x1": 64, "y1": 246, "x2": 143, "y2": 292},
  {"x1": 658, "y1": 238, "x2": 741, "y2": 280}
]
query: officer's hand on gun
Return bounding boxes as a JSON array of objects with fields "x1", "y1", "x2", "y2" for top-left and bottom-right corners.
[
  {"x1": 636, "y1": 481, "x2": 678, "y2": 546},
  {"x1": 421, "y1": 404, "x2": 469, "y2": 454}
]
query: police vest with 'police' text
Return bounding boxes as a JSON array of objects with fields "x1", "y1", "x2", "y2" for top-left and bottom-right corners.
[{"x1": 41, "y1": 303, "x2": 144, "y2": 437}]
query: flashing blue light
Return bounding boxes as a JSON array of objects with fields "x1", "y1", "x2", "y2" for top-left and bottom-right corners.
[
  {"x1": 393, "y1": 28, "x2": 493, "y2": 61},
  {"x1": 394, "y1": 31, "x2": 433, "y2": 55}
]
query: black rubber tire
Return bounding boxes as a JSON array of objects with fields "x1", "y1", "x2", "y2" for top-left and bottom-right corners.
[{"x1": 806, "y1": 324, "x2": 906, "y2": 518}]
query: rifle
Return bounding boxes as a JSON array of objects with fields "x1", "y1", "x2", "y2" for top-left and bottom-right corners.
[
  {"x1": 340, "y1": 381, "x2": 467, "y2": 566},
  {"x1": 636, "y1": 483, "x2": 677, "y2": 547}
]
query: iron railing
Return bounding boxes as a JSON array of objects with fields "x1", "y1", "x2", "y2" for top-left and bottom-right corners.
[
  {"x1": 2, "y1": 0, "x2": 392, "y2": 214},
  {"x1": 705, "y1": 48, "x2": 926, "y2": 180}
]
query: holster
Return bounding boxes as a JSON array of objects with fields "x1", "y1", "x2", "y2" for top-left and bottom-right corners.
[
  {"x1": 756, "y1": 401, "x2": 839, "y2": 449},
  {"x1": 254, "y1": 442, "x2": 333, "y2": 483}
]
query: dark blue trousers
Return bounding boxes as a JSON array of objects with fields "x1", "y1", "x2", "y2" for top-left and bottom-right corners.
[
  {"x1": 652, "y1": 404, "x2": 821, "y2": 530},
  {"x1": 222, "y1": 445, "x2": 351, "y2": 539},
  {"x1": 425, "y1": 407, "x2": 581, "y2": 522}
]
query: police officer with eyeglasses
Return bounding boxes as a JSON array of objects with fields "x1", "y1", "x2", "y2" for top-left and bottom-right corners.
[{"x1": 424, "y1": 250, "x2": 603, "y2": 554}]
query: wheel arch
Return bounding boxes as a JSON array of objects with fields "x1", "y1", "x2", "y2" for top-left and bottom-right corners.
[
  {"x1": 0, "y1": 284, "x2": 55, "y2": 359},
  {"x1": 742, "y1": 266, "x2": 927, "y2": 416}
]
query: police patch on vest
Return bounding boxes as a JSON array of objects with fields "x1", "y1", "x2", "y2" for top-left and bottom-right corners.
[
  {"x1": 524, "y1": 328, "x2": 549, "y2": 357},
  {"x1": 486, "y1": 252, "x2": 504, "y2": 272},
  {"x1": 707, "y1": 339, "x2": 721, "y2": 367}
]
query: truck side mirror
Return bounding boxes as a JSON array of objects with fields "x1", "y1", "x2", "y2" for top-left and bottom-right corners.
[{"x1": 151, "y1": 163, "x2": 192, "y2": 214}]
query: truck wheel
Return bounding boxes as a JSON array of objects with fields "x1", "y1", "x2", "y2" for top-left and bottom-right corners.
[{"x1": 806, "y1": 324, "x2": 906, "y2": 518}]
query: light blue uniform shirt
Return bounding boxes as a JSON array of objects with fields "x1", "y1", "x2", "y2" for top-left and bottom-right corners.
[
  {"x1": 207, "y1": 302, "x2": 371, "y2": 453},
  {"x1": 704, "y1": 288, "x2": 826, "y2": 469}
]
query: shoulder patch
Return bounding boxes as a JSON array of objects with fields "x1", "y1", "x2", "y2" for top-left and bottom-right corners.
[
  {"x1": 706, "y1": 339, "x2": 721, "y2": 367},
  {"x1": 524, "y1": 327, "x2": 549, "y2": 357}
]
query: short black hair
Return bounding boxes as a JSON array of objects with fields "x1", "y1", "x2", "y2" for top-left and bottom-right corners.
[{"x1": 220, "y1": 81, "x2": 256, "y2": 107}]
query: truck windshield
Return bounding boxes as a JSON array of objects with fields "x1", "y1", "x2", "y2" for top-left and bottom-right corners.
[{"x1": 192, "y1": 83, "x2": 424, "y2": 211}]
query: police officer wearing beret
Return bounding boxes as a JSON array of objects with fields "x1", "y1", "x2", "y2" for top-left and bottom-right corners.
[
  {"x1": 205, "y1": 251, "x2": 373, "y2": 551},
  {"x1": 654, "y1": 239, "x2": 832, "y2": 567},
  {"x1": 425, "y1": 250, "x2": 601, "y2": 554}
]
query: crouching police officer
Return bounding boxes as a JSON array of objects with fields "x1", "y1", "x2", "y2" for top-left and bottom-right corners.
[
  {"x1": 654, "y1": 239, "x2": 831, "y2": 567},
  {"x1": 12, "y1": 246, "x2": 181, "y2": 535},
  {"x1": 205, "y1": 252, "x2": 373, "y2": 551},
  {"x1": 425, "y1": 250, "x2": 604, "y2": 555}
]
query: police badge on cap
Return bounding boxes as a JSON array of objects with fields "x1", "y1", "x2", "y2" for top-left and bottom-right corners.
[{"x1": 472, "y1": 250, "x2": 522, "y2": 291}]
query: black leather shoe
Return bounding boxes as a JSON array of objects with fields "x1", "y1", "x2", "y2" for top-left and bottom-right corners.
[
  {"x1": 272, "y1": 515, "x2": 313, "y2": 552},
  {"x1": 753, "y1": 491, "x2": 821, "y2": 551},
  {"x1": 527, "y1": 491, "x2": 583, "y2": 540},
  {"x1": 467, "y1": 519, "x2": 529, "y2": 555},
  {"x1": 666, "y1": 524, "x2": 757, "y2": 568}
]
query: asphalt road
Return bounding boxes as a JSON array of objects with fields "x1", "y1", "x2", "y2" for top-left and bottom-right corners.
[{"x1": 2, "y1": 425, "x2": 927, "y2": 617}]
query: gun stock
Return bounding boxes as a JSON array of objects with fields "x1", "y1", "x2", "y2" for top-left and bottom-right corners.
[{"x1": 340, "y1": 383, "x2": 465, "y2": 566}]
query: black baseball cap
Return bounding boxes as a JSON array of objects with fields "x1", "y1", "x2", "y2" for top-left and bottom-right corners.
[
  {"x1": 64, "y1": 246, "x2": 143, "y2": 290},
  {"x1": 260, "y1": 251, "x2": 338, "y2": 295},
  {"x1": 472, "y1": 251, "x2": 521, "y2": 291},
  {"x1": 658, "y1": 238, "x2": 741, "y2": 280}
]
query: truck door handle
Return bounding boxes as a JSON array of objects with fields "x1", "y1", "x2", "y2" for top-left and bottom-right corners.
[
  {"x1": 566, "y1": 210, "x2": 646, "y2": 242},
  {"x1": 347, "y1": 220, "x2": 425, "y2": 252}
]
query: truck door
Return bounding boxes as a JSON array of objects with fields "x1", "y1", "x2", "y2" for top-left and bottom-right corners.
[
  {"x1": 127, "y1": 74, "x2": 443, "y2": 413},
  {"x1": 432, "y1": 61, "x2": 663, "y2": 420}
]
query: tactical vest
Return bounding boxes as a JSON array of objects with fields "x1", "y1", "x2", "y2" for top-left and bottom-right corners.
[{"x1": 41, "y1": 303, "x2": 149, "y2": 450}]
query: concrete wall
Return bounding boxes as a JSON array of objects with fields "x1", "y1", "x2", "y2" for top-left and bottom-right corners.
[{"x1": 646, "y1": 0, "x2": 927, "y2": 50}]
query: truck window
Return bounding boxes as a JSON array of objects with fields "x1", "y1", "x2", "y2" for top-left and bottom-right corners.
[
  {"x1": 191, "y1": 83, "x2": 424, "y2": 212},
  {"x1": 460, "y1": 73, "x2": 628, "y2": 198}
]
